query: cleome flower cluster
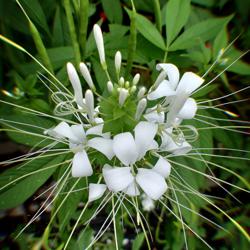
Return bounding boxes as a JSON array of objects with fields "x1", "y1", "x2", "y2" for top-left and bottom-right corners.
[{"x1": 46, "y1": 24, "x2": 204, "y2": 207}]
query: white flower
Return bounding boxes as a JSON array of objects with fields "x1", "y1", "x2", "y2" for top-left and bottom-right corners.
[
  {"x1": 101, "y1": 122, "x2": 172, "y2": 200},
  {"x1": 102, "y1": 155, "x2": 171, "y2": 200},
  {"x1": 147, "y1": 63, "x2": 204, "y2": 126},
  {"x1": 48, "y1": 121, "x2": 114, "y2": 177}
]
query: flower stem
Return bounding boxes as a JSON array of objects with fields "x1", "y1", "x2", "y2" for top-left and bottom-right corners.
[
  {"x1": 79, "y1": 0, "x2": 89, "y2": 58},
  {"x1": 16, "y1": 0, "x2": 54, "y2": 75},
  {"x1": 153, "y1": 0, "x2": 162, "y2": 32},
  {"x1": 64, "y1": 0, "x2": 81, "y2": 66},
  {"x1": 125, "y1": 0, "x2": 137, "y2": 78}
]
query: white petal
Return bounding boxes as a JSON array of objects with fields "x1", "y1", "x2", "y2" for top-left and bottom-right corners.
[
  {"x1": 93, "y1": 24, "x2": 105, "y2": 65},
  {"x1": 103, "y1": 165, "x2": 134, "y2": 192},
  {"x1": 72, "y1": 151, "x2": 93, "y2": 177},
  {"x1": 166, "y1": 91, "x2": 189, "y2": 127},
  {"x1": 156, "y1": 63, "x2": 180, "y2": 90},
  {"x1": 153, "y1": 157, "x2": 171, "y2": 178},
  {"x1": 53, "y1": 122, "x2": 78, "y2": 142},
  {"x1": 88, "y1": 137, "x2": 114, "y2": 160},
  {"x1": 86, "y1": 124, "x2": 103, "y2": 136},
  {"x1": 136, "y1": 168, "x2": 167, "y2": 200},
  {"x1": 177, "y1": 72, "x2": 204, "y2": 94},
  {"x1": 141, "y1": 195, "x2": 155, "y2": 211},
  {"x1": 66, "y1": 63, "x2": 84, "y2": 108},
  {"x1": 177, "y1": 98, "x2": 197, "y2": 119},
  {"x1": 88, "y1": 183, "x2": 107, "y2": 202},
  {"x1": 71, "y1": 124, "x2": 86, "y2": 142},
  {"x1": 162, "y1": 136, "x2": 192, "y2": 155},
  {"x1": 113, "y1": 132, "x2": 138, "y2": 165},
  {"x1": 147, "y1": 80, "x2": 176, "y2": 100},
  {"x1": 144, "y1": 108, "x2": 165, "y2": 123},
  {"x1": 79, "y1": 62, "x2": 95, "y2": 90},
  {"x1": 153, "y1": 70, "x2": 167, "y2": 89},
  {"x1": 134, "y1": 121, "x2": 158, "y2": 160},
  {"x1": 123, "y1": 181, "x2": 140, "y2": 197}
]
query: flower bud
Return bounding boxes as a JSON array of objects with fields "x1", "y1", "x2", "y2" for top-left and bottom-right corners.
[
  {"x1": 130, "y1": 85, "x2": 137, "y2": 94},
  {"x1": 132, "y1": 73, "x2": 140, "y2": 85},
  {"x1": 119, "y1": 77, "x2": 125, "y2": 87},
  {"x1": 115, "y1": 51, "x2": 122, "y2": 75},
  {"x1": 137, "y1": 87, "x2": 146, "y2": 99},
  {"x1": 79, "y1": 62, "x2": 95, "y2": 90},
  {"x1": 85, "y1": 89, "x2": 94, "y2": 122},
  {"x1": 66, "y1": 62, "x2": 84, "y2": 108},
  {"x1": 125, "y1": 81, "x2": 130, "y2": 89},
  {"x1": 135, "y1": 98, "x2": 147, "y2": 120},
  {"x1": 107, "y1": 81, "x2": 113, "y2": 93},
  {"x1": 119, "y1": 88, "x2": 129, "y2": 106},
  {"x1": 93, "y1": 24, "x2": 106, "y2": 67}
]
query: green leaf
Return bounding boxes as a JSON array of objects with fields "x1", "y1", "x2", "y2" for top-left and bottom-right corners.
[
  {"x1": 166, "y1": 0, "x2": 191, "y2": 47},
  {"x1": 1, "y1": 114, "x2": 55, "y2": 147},
  {"x1": 57, "y1": 178, "x2": 87, "y2": 233},
  {"x1": 125, "y1": 8, "x2": 166, "y2": 50},
  {"x1": 101, "y1": 0, "x2": 123, "y2": 24},
  {"x1": 73, "y1": 227, "x2": 94, "y2": 250},
  {"x1": 132, "y1": 233, "x2": 145, "y2": 250},
  {"x1": 0, "y1": 154, "x2": 65, "y2": 209},
  {"x1": 213, "y1": 27, "x2": 228, "y2": 59},
  {"x1": 169, "y1": 15, "x2": 233, "y2": 51}
]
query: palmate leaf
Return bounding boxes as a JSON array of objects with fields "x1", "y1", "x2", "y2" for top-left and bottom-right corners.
[
  {"x1": 125, "y1": 8, "x2": 166, "y2": 51},
  {"x1": 166, "y1": 0, "x2": 191, "y2": 47},
  {"x1": 0, "y1": 154, "x2": 66, "y2": 210},
  {"x1": 169, "y1": 15, "x2": 233, "y2": 51}
]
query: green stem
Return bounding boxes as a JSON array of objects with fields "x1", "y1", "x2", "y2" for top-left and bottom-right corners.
[
  {"x1": 16, "y1": 0, "x2": 54, "y2": 74},
  {"x1": 28, "y1": 22, "x2": 54, "y2": 74},
  {"x1": 125, "y1": 0, "x2": 137, "y2": 78},
  {"x1": 64, "y1": 0, "x2": 81, "y2": 66},
  {"x1": 163, "y1": 50, "x2": 168, "y2": 63},
  {"x1": 79, "y1": 0, "x2": 89, "y2": 58},
  {"x1": 153, "y1": 0, "x2": 162, "y2": 32}
]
